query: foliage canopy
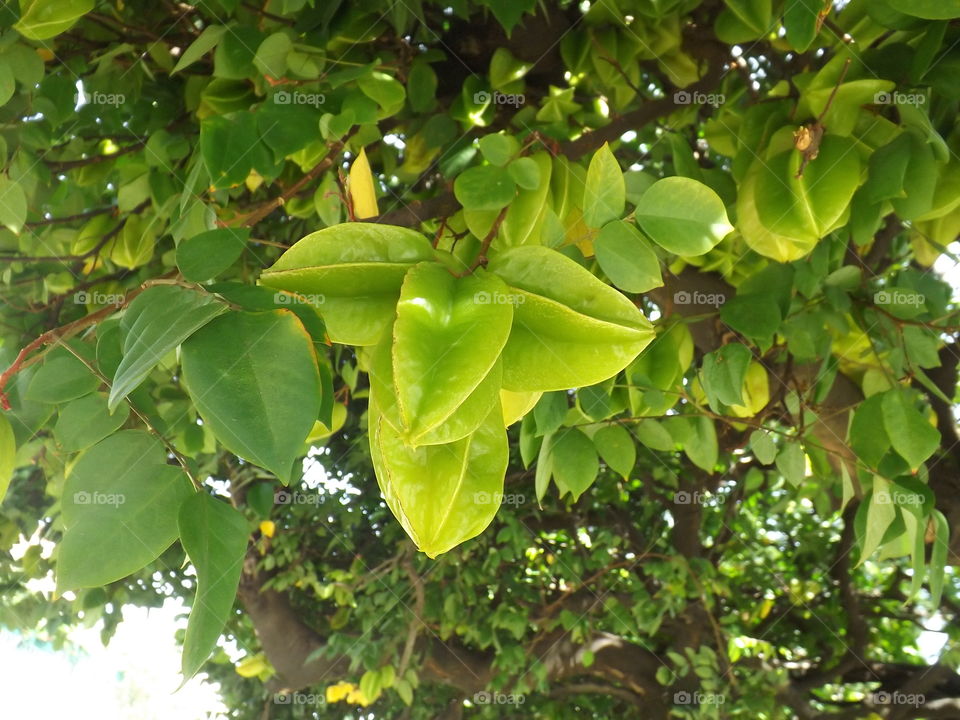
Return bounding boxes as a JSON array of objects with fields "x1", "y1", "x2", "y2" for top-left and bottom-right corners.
[{"x1": 2, "y1": 0, "x2": 960, "y2": 717}]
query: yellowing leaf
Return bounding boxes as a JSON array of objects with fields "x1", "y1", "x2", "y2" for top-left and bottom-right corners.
[
  {"x1": 349, "y1": 147, "x2": 379, "y2": 219},
  {"x1": 235, "y1": 654, "x2": 269, "y2": 677},
  {"x1": 501, "y1": 389, "x2": 541, "y2": 426},
  {"x1": 259, "y1": 520, "x2": 275, "y2": 538},
  {"x1": 326, "y1": 681, "x2": 355, "y2": 703}
]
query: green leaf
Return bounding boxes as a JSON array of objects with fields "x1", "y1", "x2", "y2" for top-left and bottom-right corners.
[
  {"x1": 634, "y1": 418, "x2": 674, "y2": 451},
  {"x1": 0, "y1": 413, "x2": 16, "y2": 503},
  {"x1": 54, "y1": 393, "x2": 130, "y2": 452},
  {"x1": 369, "y1": 324, "x2": 502, "y2": 446},
  {"x1": 487, "y1": 246, "x2": 654, "y2": 391},
  {"x1": 533, "y1": 391, "x2": 567, "y2": 437},
  {"x1": 701, "y1": 343, "x2": 752, "y2": 409},
  {"x1": 181, "y1": 310, "x2": 321, "y2": 482},
  {"x1": 776, "y1": 442, "x2": 806, "y2": 486},
  {"x1": 200, "y1": 112, "x2": 268, "y2": 189},
  {"x1": 0, "y1": 175, "x2": 27, "y2": 234},
  {"x1": 391, "y1": 263, "x2": 512, "y2": 443},
  {"x1": 57, "y1": 431, "x2": 193, "y2": 591},
  {"x1": 109, "y1": 215, "x2": 155, "y2": 269},
  {"x1": 720, "y1": 295, "x2": 782, "y2": 345},
  {"x1": 749, "y1": 430, "x2": 777, "y2": 465},
  {"x1": 675, "y1": 416, "x2": 718, "y2": 473},
  {"x1": 253, "y1": 32, "x2": 292, "y2": 78},
  {"x1": 929, "y1": 510, "x2": 949, "y2": 607},
  {"x1": 259, "y1": 223, "x2": 437, "y2": 345},
  {"x1": 179, "y1": 492, "x2": 250, "y2": 681},
  {"x1": 13, "y1": 0, "x2": 93, "y2": 40},
  {"x1": 634, "y1": 177, "x2": 734, "y2": 256},
  {"x1": 480, "y1": 0, "x2": 536, "y2": 34},
  {"x1": 583, "y1": 143, "x2": 625, "y2": 228},
  {"x1": 369, "y1": 398, "x2": 508, "y2": 558},
  {"x1": 171, "y1": 25, "x2": 227, "y2": 74},
  {"x1": 109, "y1": 286, "x2": 227, "y2": 411},
  {"x1": 454, "y1": 165, "x2": 517, "y2": 211},
  {"x1": 535, "y1": 430, "x2": 554, "y2": 502},
  {"x1": 881, "y1": 389, "x2": 939, "y2": 470},
  {"x1": 176, "y1": 228, "x2": 250, "y2": 282},
  {"x1": 887, "y1": 0, "x2": 960, "y2": 19},
  {"x1": 407, "y1": 60, "x2": 437, "y2": 112},
  {"x1": 26, "y1": 353, "x2": 99, "y2": 404},
  {"x1": 594, "y1": 220, "x2": 663, "y2": 293},
  {"x1": 784, "y1": 0, "x2": 821, "y2": 51},
  {"x1": 507, "y1": 157, "x2": 541, "y2": 190},
  {"x1": 858, "y1": 477, "x2": 897, "y2": 565},
  {"x1": 592, "y1": 424, "x2": 635, "y2": 479},
  {"x1": 848, "y1": 393, "x2": 889, "y2": 468},
  {"x1": 754, "y1": 136, "x2": 861, "y2": 243},
  {"x1": 552, "y1": 428, "x2": 599, "y2": 501},
  {"x1": 478, "y1": 134, "x2": 519, "y2": 166}
]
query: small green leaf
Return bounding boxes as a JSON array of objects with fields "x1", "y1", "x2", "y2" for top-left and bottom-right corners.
[
  {"x1": 858, "y1": 477, "x2": 897, "y2": 565},
  {"x1": 0, "y1": 413, "x2": 16, "y2": 503},
  {"x1": 26, "y1": 353, "x2": 99, "y2": 404},
  {"x1": 171, "y1": 25, "x2": 227, "y2": 74},
  {"x1": 454, "y1": 165, "x2": 517, "y2": 211},
  {"x1": 0, "y1": 175, "x2": 27, "y2": 233},
  {"x1": 776, "y1": 442, "x2": 806, "y2": 486},
  {"x1": 552, "y1": 428, "x2": 599, "y2": 501},
  {"x1": 592, "y1": 424, "x2": 635, "y2": 479},
  {"x1": 881, "y1": 389, "x2": 940, "y2": 470},
  {"x1": 749, "y1": 430, "x2": 777, "y2": 465},
  {"x1": 583, "y1": 143, "x2": 625, "y2": 228},
  {"x1": 635, "y1": 177, "x2": 733, "y2": 256},
  {"x1": 507, "y1": 157, "x2": 541, "y2": 190},
  {"x1": 176, "y1": 228, "x2": 250, "y2": 282},
  {"x1": 594, "y1": 220, "x2": 663, "y2": 293},
  {"x1": 13, "y1": 0, "x2": 93, "y2": 40},
  {"x1": 701, "y1": 343, "x2": 752, "y2": 409},
  {"x1": 179, "y1": 492, "x2": 250, "y2": 681},
  {"x1": 478, "y1": 134, "x2": 519, "y2": 166},
  {"x1": 54, "y1": 393, "x2": 130, "y2": 452}
]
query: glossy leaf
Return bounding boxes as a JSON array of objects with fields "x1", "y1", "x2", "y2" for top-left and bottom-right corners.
[
  {"x1": 369, "y1": 398, "x2": 508, "y2": 558},
  {"x1": 594, "y1": 220, "x2": 663, "y2": 293},
  {"x1": 592, "y1": 424, "x2": 635, "y2": 479},
  {"x1": 634, "y1": 177, "x2": 734, "y2": 256},
  {"x1": 487, "y1": 246, "x2": 654, "y2": 391},
  {"x1": 552, "y1": 428, "x2": 599, "y2": 501},
  {"x1": 259, "y1": 223, "x2": 437, "y2": 345},
  {"x1": 881, "y1": 389, "x2": 939, "y2": 470},
  {"x1": 393, "y1": 263, "x2": 513, "y2": 442},
  {"x1": 582, "y1": 143, "x2": 625, "y2": 228},
  {"x1": 454, "y1": 165, "x2": 516, "y2": 211}
]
